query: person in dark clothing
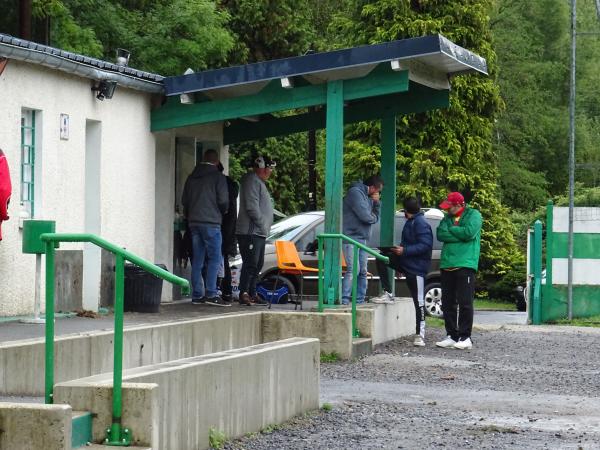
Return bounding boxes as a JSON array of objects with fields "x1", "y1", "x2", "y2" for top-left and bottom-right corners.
[
  {"x1": 236, "y1": 155, "x2": 275, "y2": 306},
  {"x1": 182, "y1": 149, "x2": 228, "y2": 306},
  {"x1": 217, "y1": 162, "x2": 238, "y2": 302},
  {"x1": 375, "y1": 197, "x2": 433, "y2": 346}
]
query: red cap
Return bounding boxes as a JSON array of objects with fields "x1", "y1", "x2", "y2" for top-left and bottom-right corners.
[{"x1": 439, "y1": 192, "x2": 465, "y2": 210}]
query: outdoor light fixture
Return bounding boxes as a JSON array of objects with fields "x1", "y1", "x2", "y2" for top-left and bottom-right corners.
[
  {"x1": 390, "y1": 59, "x2": 402, "y2": 71},
  {"x1": 91, "y1": 80, "x2": 118, "y2": 101},
  {"x1": 116, "y1": 48, "x2": 130, "y2": 67},
  {"x1": 280, "y1": 77, "x2": 294, "y2": 89}
]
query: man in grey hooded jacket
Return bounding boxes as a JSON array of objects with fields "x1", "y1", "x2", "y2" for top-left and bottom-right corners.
[
  {"x1": 236, "y1": 155, "x2": 275, "y2": 305},
  {"x1": 342, "y1": 175, "x2": 383, "y2": 304}
]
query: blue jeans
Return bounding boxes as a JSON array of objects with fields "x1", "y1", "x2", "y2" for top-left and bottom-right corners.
[
  {"x1": 190, "y1": 225, "x2": 222, "y2": 298},
  {"x1": 342, "y1": 240, "x2": 368, "y2": 304}
]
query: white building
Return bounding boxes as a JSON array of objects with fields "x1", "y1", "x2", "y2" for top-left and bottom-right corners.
[{"x1": 0, "y1": 34, "x2": 226, "y2": 316}]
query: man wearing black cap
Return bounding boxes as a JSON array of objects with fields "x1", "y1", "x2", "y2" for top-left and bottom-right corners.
[
  {"x1": 236, "y1": 155, "x2": 276, "y2": 306},
  {"x1": 375, "y1": 197, "x2": 433, "y2": 346}
]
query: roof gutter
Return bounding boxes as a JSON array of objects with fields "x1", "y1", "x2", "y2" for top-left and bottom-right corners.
[{"x1": 0, "y1": 42, "x2": 164, "y2": 94}]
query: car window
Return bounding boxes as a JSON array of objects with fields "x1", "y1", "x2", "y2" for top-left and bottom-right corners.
[
  {"x1": 267, "y1": 214, "x2": 320, "y2": 243},
  {"x1": 368, "y1": 215, "x2": 442, "y2": 250},
  {"x1": 296, "y1": 221, "x2": 324, "y2": 252}
]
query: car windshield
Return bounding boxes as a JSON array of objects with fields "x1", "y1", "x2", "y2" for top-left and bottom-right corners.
[{"x1": 266, "y1": 214, "x2": 319, "y2": 243}]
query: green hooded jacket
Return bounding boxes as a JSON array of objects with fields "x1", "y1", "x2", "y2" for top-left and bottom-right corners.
[{"x1": 436, "y1": 207, "x2": 482, "y2": 271}]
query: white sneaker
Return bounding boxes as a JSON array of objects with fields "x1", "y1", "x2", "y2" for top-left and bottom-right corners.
[
  {"x1": 370, "y1": 296, "x2": 388, "y2": 304},
  {"x1": 413, "y1": 335, "x2": 425, "y2": 347},
  {"x1": 436, "y1": 336, "x2": 457, "y2": 348},
  {"x1": 454, "y1": 338, "x2": 473, "y2": 350}
]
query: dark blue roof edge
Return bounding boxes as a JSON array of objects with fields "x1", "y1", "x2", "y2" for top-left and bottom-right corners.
[
  {"x1": 0, "y1": 33, "x2": 164, "y2": 83},
  {"x1": 164, "y1": 34, "x2": 488, "y2": 97}
]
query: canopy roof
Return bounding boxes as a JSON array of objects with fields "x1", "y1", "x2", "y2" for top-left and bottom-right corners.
[{"x1": 164, "y1": 34, "x2": 487, "y2": 99}]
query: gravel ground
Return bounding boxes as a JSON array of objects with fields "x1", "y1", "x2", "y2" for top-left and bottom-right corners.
[{"x1": 225, "y1": 326, "x2": 600, "y2": 450}]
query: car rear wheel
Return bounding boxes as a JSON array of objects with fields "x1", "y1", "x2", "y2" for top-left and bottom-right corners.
[
  {"x1": 424, "y1": 281, "x2": 443, "y2": 318},
  {"x1": 257, "y1": 274, "x2": 297, "y2": 304}
]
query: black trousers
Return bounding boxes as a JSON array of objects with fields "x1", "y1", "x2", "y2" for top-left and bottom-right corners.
[
  {"x1": 441, "y1": 268, "x2": 476, "y2": 341},
  {"x1": 221, "y1": 250, "x2": 233, "y2": 296},
  {"x1": 237, "y1": 234, "x2": 266, "y2": 297},
  {"x1": 376, "y1": 258, "x2": 425, "y2": 337}
]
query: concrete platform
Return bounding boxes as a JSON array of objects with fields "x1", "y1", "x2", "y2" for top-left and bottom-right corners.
[{"x1": 55, "y1": 338, "x2": 320, "y2": 449}]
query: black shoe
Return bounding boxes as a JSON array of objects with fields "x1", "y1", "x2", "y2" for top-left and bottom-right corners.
[
  {"x1": 251, "y1": 296, "x2": 269, "y2": 306},
  {"x1": 205, "y1": 296, "x2": 231, "y2": 307},
  {"x1": 192, "y1": 297, "x2": 206, "y2": 305},
  {"x1": 222, "y1": 294, "x2": 233, "y2": 303}
]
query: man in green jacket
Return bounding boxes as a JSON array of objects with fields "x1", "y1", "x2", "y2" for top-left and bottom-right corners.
[{"x1": 435, "y1": 192, "x2": 482, "y2": 350}]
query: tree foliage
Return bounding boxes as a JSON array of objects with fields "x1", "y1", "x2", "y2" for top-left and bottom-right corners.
[{"x1": 333, "y1": 0, "x2": 523, "y2": 282}]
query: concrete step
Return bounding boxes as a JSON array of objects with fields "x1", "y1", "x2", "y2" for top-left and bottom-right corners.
[
  {"x1": 351, "y1": 337, "x2": 372, "y2": 359},
  {"x1": 84, "y1": 446, "x2": 151, "y2": 450},
  {"x1": 71, "y1": 410, "x2": 92, "y2": 448}
]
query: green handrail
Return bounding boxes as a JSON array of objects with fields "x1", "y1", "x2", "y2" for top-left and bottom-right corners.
[
  {"x1": 317, "y1": 233, "x2": 389, "y2": 337},
  {"x1": 40, "y1": 233, "x2": 190, "y2": 447}
]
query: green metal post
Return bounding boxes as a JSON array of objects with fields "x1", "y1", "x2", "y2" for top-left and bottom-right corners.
[
  {"x1": 532, "y1": 220, "x2": 543, "y2": 325},
  {"x1": 323, "y1": 80, "x2": 344, "y2": 305},
  {"x1": 544, "y1": 200, "x2": 554, "y2": 319},
  {"x1": 106, "y1": 254, "x2": 131, "y2": 446},
  {"x1": 317, "y1": 236, "x2": 324, "y2": 312},
  {"x1": 528, "y1": 229, "x2": 534, "y2": 323},
  {"x1": 380, "y1": 114, "x2": 397, "y2": 295},
  {"x1": 44, "y1": 240, "x2": 55, "y2": 404},
  {"x1": 351, "y1": 246, "x2": 360, "y2": 337}
]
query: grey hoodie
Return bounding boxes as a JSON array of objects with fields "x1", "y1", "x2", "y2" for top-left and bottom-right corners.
[
  {"x1": 342, "y1": 181, "x2": 380, "y2": 240},
  {"x1": 236, "y1": 171, "x2": 274, "y2": 237},
  {"x1": 182, "y1": 163, "x2": 228, "y2": 227}
]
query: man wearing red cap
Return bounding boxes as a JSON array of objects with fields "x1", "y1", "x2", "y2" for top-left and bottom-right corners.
[{"x1": 435, "y1": 191, "x2": 482, "y2": 350}]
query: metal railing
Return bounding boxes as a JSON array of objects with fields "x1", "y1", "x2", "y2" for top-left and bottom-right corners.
[
  {"x1": 317, "y1": 233, "x2": 389, "y2": 337},
  {"x1": 40, "y1": 233, "x2": 190, "y2": 446},
  {"x1": 529, "y1": 221, "x2": 543, "y2": 325}
]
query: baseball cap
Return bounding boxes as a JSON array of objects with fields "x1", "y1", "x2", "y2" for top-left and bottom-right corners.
[
  {"x1": 439, "y1": 192, "x2": 465, "y2": 209},
  {"x1": 254, "y1": 155, "x2": 276, "y2": 169}
]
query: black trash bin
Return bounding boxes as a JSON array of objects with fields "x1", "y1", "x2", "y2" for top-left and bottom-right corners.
[{"x1": 124, "y1": 263, "x2": 167, "y2": 313}]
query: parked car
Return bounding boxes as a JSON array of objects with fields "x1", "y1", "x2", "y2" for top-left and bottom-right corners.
[{"x1": 230, "y1": 209, "x2": 445, "y2": 316}]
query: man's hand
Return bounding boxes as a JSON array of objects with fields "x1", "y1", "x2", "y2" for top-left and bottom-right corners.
[
  {"x1": 391, "y1": 246, "x2": 404, "y2": 256},
  {"x1": 370, "y1": 192, "x2": 380, "y2": 203}
]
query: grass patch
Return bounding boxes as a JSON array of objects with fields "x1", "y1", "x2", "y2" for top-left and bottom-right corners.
[
  {"x1": 208, "y1": 428, "x2": 226, "y2": 449},
  {"x1": 321, "y1": 402, "x2": 333, "y2": 411},
  {"x1": 320, "y1": 352, "x2": 340, "y2": 363},
  {"x1": 474, "y1": 299, "x2": 516, "y2": 311},
  {"x1": 550, "y1": 314, "x2": 600, "y2": 327},
  {"x1": 261, "y1": 423, "x2": 283, "y2": 434},
  {"x1": 425, "y1": 316, "x2": 445, "y2": 328}
]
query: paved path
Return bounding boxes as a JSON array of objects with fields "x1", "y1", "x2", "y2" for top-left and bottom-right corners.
[{"x1": 226, "y1": 324, "x2": 600, "y2": 449}]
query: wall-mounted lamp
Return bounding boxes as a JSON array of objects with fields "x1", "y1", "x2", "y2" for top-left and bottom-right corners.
[
  {"x1": 116, "y1": 48, "x2": 130, "y2": 67},
  {"x1": 280, "y1": 77, "x2": 294, "y2": 89},
  {"x1": 91, "y1": 80, "x2": 118, "y2": 101}
]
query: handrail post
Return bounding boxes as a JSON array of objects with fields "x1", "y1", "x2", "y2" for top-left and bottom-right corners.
[
  {"x1": 351, "y1": 246, "x2": 360, "y2": 337},
  {"x1": 532, "y1": 220, "x2": 543, "y2": 325},
  {"x1": 44, "y1": 240, "x2": 55, "y2": 404},
  {"x1": 105, "y1": 254, "x2": 131, "y2": 446},
  {"x1": 318, "y1": 236, "x2": 324, "y2": 312}
]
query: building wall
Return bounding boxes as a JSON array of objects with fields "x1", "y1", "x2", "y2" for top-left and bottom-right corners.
[{"x1": 0, "y1": 60, "x2": 157, "y2": 315}]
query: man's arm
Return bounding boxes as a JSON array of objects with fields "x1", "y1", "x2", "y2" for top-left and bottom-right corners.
[
  {"x1": 243, "y1": 176, "x2": 263, "y2": 226},
  {"x1": 216, "y1": 174, "x2": 229, "y2": 215},
  {"x1": 449, "y1": 210, "x2": 483, "y2": 241},
  {"x1": 403, "y1": 221, "x2": 433, "y2": 256},
  {"x1": 436, "y1": 218, "x2": 461, "y2": 243},
  {"x1": 349, "y1": 188, "x2": 380, "y2": 224},
  {"x1": 181, "y1": 179, "x2": 189, "y2": 218}
]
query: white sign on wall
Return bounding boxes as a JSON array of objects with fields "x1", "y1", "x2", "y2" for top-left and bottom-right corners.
[{"x1": 60, "y1": 113, "x2": 69, "y2": 140}]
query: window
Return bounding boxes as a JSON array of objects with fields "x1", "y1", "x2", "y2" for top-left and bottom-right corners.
[
  {"x1": 20, "y1": 110, "x2": 36, "y2": 218},
  {"x1": 266, "y1": 213, "x2": 320, "y2": 243}
]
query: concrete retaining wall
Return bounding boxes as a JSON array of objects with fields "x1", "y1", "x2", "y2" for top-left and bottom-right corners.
[
  {"x1": 0, "y1": 313, "x2": 262, "y2": 395},
  {"x1": 356, "y1": 298, "x2": 415, "y2": 345},
  {"x1": 0, "y1": 402, "x2": 72, "y2": 450},
  {"x1": 262, "y1": 311, "x2": 353, "y2": 358},
  {"x1": 55, "y1": 338, "x2": 320, "y2": 449}
]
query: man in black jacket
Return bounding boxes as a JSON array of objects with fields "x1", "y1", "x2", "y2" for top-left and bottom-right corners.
[
  {"x1": 217, "y1": 162, "x2": 238, "y2": 303},
  {"x1": 375, "y1": 197, "x2": 433, "y2": 346},
  {"x1": 182, "y1": 149, "x2": 228, "y2": 306}
]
